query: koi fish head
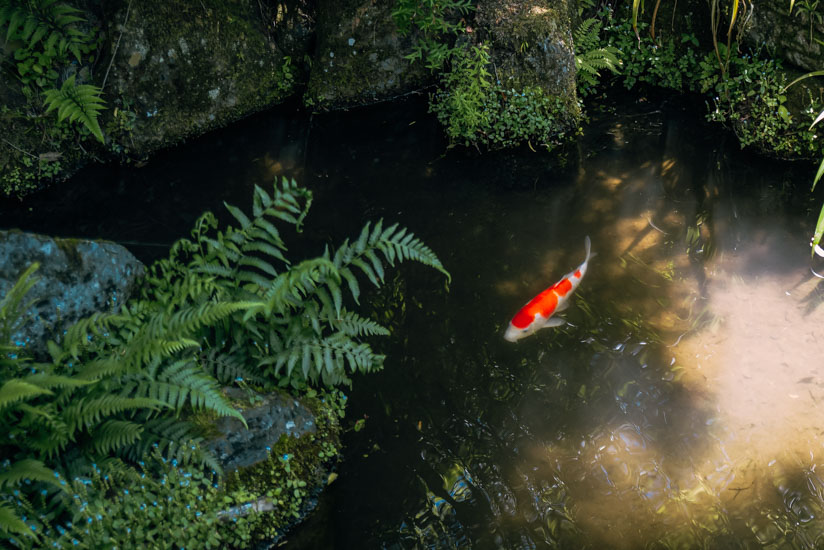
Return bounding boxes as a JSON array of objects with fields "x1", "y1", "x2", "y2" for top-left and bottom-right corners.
[{"x1": 504, "y1": 321, "x2": 535, "y2": 342}]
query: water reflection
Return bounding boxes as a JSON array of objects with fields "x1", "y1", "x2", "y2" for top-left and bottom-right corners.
[
  {"x1": 285, "y1": 95, "x2": 824, "y2": 549},
  {"x1": 5, "y1": 90, "x2": 824, "y2": 548}
]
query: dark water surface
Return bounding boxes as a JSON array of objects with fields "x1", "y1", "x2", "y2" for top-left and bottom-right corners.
[{"x1": 4, "y1": 93, "x2": 824, "y2": 549}]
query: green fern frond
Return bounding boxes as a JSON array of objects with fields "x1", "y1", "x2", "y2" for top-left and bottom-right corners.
[
  {"x1": 89, "y1": 419, "x2": 143, "y2": 455},
  {"x1": 574, "y1": 17, "x2": 601, "y2": 53},
  {"x1": 265, "y1": 332, "x2": 386, "y2": 385},
  {"x1": 333, "y1": 310, "x2": 390, "y2": 337},
  {"x1": 0, "y1": 378, "x2": 53, "y2": 410},
  {"x1": 65, "y1": 395, "x2": 166, "y2": 434},
  {"x1": 0, "y1": 262, "x2": 40, "y2": 345},
  {"x1": 1, "y1": 0, "x2": 85, "y2": 53},
  {"x1": 0, "y1": 458, "x2": 60, "y2": 490},
  {"x1": 127, "y1": 359, "x2": 244, "y2": 424},
  {"x1": 0, "y1": 501, "x2": 30, "y2": 539},
  {"x1": 200, "y1": 346, "x2": 263, "y2": 385},
  {"x1": 43, "y1": 74, "x2": 105, "y2": 143}
]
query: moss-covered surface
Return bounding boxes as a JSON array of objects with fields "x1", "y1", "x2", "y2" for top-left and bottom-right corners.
[
  {"x1": 222, "y1": 388, "x2": 345, "y2": 546},
  {"x1": 1, "y1": 0, "x2": 311, "y2": 198},
  {"x1": 474, "y1": 0, "x2": 581, "y2": 126},
  {"x1": 305, "y1": 0, "x2": 432, "y2": 110},
  {"x1": 744, "y1": 0, "x2": 824, "y2": 73},
  {"x1": 97, "y1": 0, "x2": 306, "y2": 157}
]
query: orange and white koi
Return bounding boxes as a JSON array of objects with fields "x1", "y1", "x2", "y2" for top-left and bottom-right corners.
[{"x1": 504, "y1": 236, "x2": 593, "y2": 342}]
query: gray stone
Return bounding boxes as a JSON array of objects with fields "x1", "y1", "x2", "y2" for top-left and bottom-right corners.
[
  {"x1": 305, "y1": 0, "x2": 432, "y2": 110},
  {"x1": 207, "y1": 387, "x2": 317, "y2": 473},
  {"x1": 0, "y1": 230, "x2": 144, "y2": 357},
  {"x1": 744, "y1": 2, "x2": 824, "y2": 72},
  {"x1": 97, "y1": 0, "x2": 312, "y2": 157}
]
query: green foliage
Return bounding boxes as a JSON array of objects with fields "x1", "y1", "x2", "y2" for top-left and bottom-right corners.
[
  {"x1": 141, "y1": 178, "x2": 450, "y2": 388},
  {"x1": 24, "y1": 450, "x2": 257, "y2": 549},
  {"x1": 0, "y1": 0, "x2": 105, "y2": 196},
  {"x1": 428, "y1": 43, "x2": 491, "y2": 144},
  {"x1": 1, "y1": 179, "x2": 447, "y2": 546},
  {"x1": 0, "y1": 265, "x2": 249, "y2": 542},
  {"x1": 793, "y1": 0, "x2": 823, "y2": 47},
  {"x1": 42, "y1": 75, "x2": 105, "y2": 143},
  {"x1": 573, "y1": 16, "x2": 622, "y2": 96},
  {"x1": 700, "y1": 48, "x2": 824, "y2": 159},
  {"x1": 0, "y1": 0, "x2": 97, "y2": 88},
  {"x1": 430, "y1": 44, "x2": 577, "y2": 150},
  {"x1": 392, "y1": 0, "x2": 474, "y2": 70},
  {"x1": 14, "y1": 389, "x2": 345, "y2": 549},
  {"x1": 603, "y1": 8, "x2": 702, "y2": 92}
]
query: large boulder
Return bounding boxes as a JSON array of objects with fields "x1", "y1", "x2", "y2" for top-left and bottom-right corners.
[
  {"x1": 0, "y1": 230, "x2": 144, "y2": 358},
  {"x1": 305, "y1": 0, "x2": 432, "y2": 110},
  {"x1": 98, "y1": 0, "x2": 312, "y2": 156}
]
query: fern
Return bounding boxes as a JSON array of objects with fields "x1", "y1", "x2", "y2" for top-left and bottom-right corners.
[
  {"x1": 0, "y1": 265, "x2": 246, "y2": 540},
  {"x1": 574, "y1": 16, "x2": 622, "y2": 94},
  {"x1": 138, "y1": 177, "x2": 449, "y2": 389},
  {"x1": 42, "y1": 74, "x2": 105, "y2": 143}
]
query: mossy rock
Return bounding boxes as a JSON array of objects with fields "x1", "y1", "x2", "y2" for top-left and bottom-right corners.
[
  {"x1": 205, "y1": 387, "x2": 344, "y2": 546},
  {"x1": 305, "y1": 0, "x2": 433, "y2": 110},
  {"x1": 744, "y1": 0, "x2": 824, "y2": 72},
  {"x1": 98, "y1": 0, "x2": 309, "y2": 157},
  {"x1": 474, "y1": 0, "x2": 581, "y2": 127},
  {"x1": 0, "y1": 0, "x2": 313, "y2": 198}
]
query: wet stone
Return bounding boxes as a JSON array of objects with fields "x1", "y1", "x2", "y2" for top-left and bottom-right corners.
[
  {"x1": 207, "y1": 387, "x2": 317, "y2": 473},
  {"x1": 0, "y1": 230, "x2": 144, "y2": 358}
]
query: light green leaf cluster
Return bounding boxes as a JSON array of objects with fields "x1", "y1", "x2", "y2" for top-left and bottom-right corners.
[
  {"x1": 0, "y1": 264, "x2": 248, "y2": 542},
  {"x1": 42, "y1": 75, "x2": 105, "y2": 143}
]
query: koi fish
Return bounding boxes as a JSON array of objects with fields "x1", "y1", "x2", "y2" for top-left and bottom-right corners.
[{"x1": 504, "y1": 236, "x2": 593, "y2": 342}]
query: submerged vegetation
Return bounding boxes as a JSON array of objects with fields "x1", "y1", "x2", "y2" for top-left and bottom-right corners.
[{"x1": 0, "y1": 179, "x2": 449, "y2": 546}]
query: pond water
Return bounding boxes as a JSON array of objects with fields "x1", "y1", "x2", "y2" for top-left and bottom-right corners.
[{"x1": 4, "y1": 91, "x2": 824, "y2": 549}]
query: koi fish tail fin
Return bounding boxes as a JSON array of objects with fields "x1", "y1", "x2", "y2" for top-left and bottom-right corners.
[{"x1": 584, "y1": 236, "x2": 596, "y2": 262}]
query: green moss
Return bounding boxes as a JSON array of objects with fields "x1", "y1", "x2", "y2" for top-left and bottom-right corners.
[
  {"x1": 0, "y1": 105, "x2": 92, "y2": 198},
  {"x1": 220, "y1": 388, "x2": 345, "y2": 544},
  {"x1": 54, "y1": 238, "x2": 85, "y2": 273}
]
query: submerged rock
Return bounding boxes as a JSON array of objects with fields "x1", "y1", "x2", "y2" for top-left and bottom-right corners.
[{"x1": 0, "y1": 230, "x2": 144, "y2": 357}]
